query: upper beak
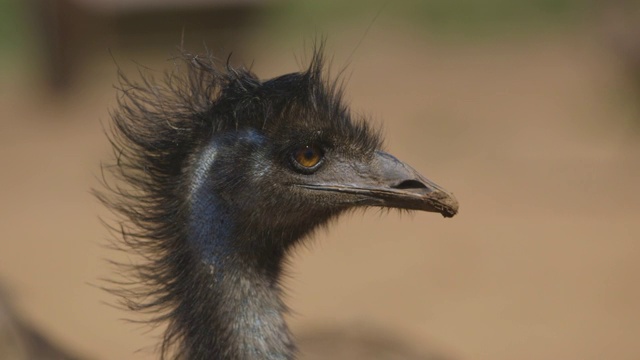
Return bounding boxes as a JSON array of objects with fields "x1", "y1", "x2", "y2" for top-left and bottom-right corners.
[{"x1": 300, "y1": 151, "x2": 459, "y2": 218}]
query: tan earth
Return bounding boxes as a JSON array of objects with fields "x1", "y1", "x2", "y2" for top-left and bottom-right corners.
[{"x1": 0, "y1": 22, "x2": 639, "y2": 360}]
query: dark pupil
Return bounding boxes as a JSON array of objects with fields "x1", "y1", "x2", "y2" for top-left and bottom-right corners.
[{"x1": 303, "y1": 148, "x2": 315, "y2": 159}]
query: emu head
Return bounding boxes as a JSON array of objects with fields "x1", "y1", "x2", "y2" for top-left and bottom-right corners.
[
  {"x1": 104, "y1": 45, "x2": 459, "y2": 359},
  {"x1": 186, "y1": 53, "x2": 458, "y2": 256}
]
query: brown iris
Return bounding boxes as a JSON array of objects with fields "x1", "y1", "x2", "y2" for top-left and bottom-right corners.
[{"x1": 292, "y1": 145, "x2": 323, "y2": 170}]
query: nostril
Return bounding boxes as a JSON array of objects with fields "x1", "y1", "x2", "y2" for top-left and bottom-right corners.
[{"x1": 392, "y1": 179, "x2": 428, "y2": 190}]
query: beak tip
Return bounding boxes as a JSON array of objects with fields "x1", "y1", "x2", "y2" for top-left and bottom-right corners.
[
  {"x1": 430, "y1": 191, "x2": 459, "y2": 218},
  {"x1": 442, "y1": 208, "x2": 457, "y2": 218}
]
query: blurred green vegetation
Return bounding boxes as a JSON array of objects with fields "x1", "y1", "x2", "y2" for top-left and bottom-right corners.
[
  {"x1": 267, "y1": 0, "x2": 591, "y2": 40},
  {"x1": 0, "y1": 0, "x2": 30, "y2": 65}
]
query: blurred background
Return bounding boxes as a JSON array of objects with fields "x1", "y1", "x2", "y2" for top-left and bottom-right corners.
[{"x1": 1, "y1": 0, "x2": 639, "y2": 359}]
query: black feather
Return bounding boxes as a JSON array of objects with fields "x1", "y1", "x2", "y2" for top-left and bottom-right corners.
[{"x1": 96, "y1": 43, "x2": 383, "y2": 360}]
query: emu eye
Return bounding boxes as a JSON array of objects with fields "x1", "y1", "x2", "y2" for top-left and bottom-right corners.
[{"x1": 292, "y1": 145, "x2": 324, "y2": 172}]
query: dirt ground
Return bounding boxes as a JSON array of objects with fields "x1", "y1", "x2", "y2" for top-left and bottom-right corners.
[{"x1": 1, "y1": 23, "x2": 639, "y2": 360}]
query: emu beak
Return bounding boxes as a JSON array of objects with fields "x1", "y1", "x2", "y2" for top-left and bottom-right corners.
[
  {"x1": 362, "y1": 151, "x2": 459, "y2": 217},
  {"x1": 301, "y1": 151, "x2": 459, "y2": 218}
]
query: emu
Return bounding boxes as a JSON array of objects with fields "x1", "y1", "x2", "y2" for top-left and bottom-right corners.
[{"x1": 99, "y1": 45, "x2": 459, "y2": 359}]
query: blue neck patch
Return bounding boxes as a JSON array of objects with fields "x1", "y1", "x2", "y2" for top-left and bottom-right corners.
[
  {"x1": 188, "y1": 130, "x2": 268, "y2": 267},
  {"x1": 188, "y1": 138, "x2": 232, "y2": 267}
]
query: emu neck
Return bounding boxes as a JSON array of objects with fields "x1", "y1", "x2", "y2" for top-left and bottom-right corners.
[{"x1": 184, "y1": 137, "x2": 294, "y2": 360}]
